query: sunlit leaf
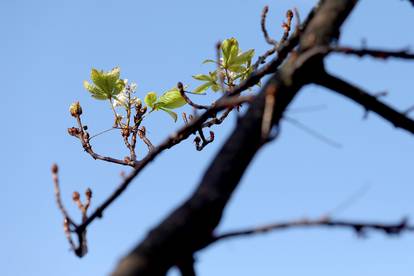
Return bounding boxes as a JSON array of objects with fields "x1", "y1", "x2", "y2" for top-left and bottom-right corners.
[
  {"x1": 156, "y1": 87, "x2": 186, "y2": 109},
  {"x1": 202, "y1": 59, "x2": 217, "y2": 64},
  {"x1": 83, "y1": 80, "x2": 109, "y2": 100},
  {"x1": 144, "y1": 92, "x2": 157, "y2": 109},
  {"x1": 159, "y1": 107, "x2": 178, "y2": 122},
  {"x1": 193, "y1": 82, "x2": 212, "y2": 94},
  {"x1": 222, "y1": 38, "x2": 239, "y2": 67},
  {"x1": 192, "y1": 74, "x2": 212, "y2": 81},
  {"x1": 86, "y1": 67, "x2": 124, "y2": 99}
]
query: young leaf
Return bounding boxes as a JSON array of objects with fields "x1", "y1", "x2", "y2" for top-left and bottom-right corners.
[
  {"x1": 159, "y1": 107, "x2": 178, "y2": 122},
  {"x1": 231, "y1": 49, "x2": 255, "y2": 67},
  {"x1": 192, "y1": 74, "x2": 212, "y2": 81},
  {"x1": 202, "y1": 59, "x2": 217, "y2": 64},
  {"x1": 221, "y1": 38, "x2": 239, "y2": 67},
  {"x1": 193, "y1": 82, "x2": 212, "y2": 94},
  {"x1": 85, "y1": 67, "x2": 125, "y2": 99},
  {"x1": 83, "y1": 80, "x2": 109, "y2": 100},
  {"x1": 156, "y1": 87, "x2": 187, "y2": 109},
  {"x1": 144, "y1": 92, "x2": 158, "y2": 109}
]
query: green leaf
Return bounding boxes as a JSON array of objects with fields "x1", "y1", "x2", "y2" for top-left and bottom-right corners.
[
  {"x1": 221, "y1": 38, "x2": 239, "y2": 67},
  {"x1": 192, "y1": 74, "x2": 212, "y2": 81},
  {"x1": 88, "y1": 67, "x2": 124, "y2": 98},
  {"x1": 228, "y1": 65, "x2": 246, "y2": 73},
  {"x1": 193, "y1": 82, "x2": 212, "y2": 94},
  {"x1": 144, "y1": 92, "x2": 157, "y2": 109},
  {"x1": 113, "y1": 79, "x2": 125, "y2": 95},
  {"x1": 156, "y1": 87, "x2": 186, "y2": 109},
  {"x1": 211, "y1": 83, "x2": 221, "y2": 92},
  {"x1": 231, "y1": 49, "x2": 255, "y2": 66},
  {"x1": 83, "y1": 80, "x2": 109, "y2": 100},
  {"x1": 209, "y1": 70, "x2": 218, "y2": 80},
  {"x1": 202, "y1": 59, "x2": 217, "y2": 64},
  {"x1": 159, "y1": 107, "x2": 178, "y2": 122}
]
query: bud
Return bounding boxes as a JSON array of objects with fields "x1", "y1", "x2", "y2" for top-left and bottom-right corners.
[
  {"x1": 286, "y1": 9, "x2": 294, "y2": 20},
  {"x1": 72, "y1": 191, "x2": 80, "y2": 201},
  {"x1": 51, "y1": 163, "x2": 58, "y2": 174},
  {"x1": 177, "y1": 82, "x2": 184, "y2": 91},
  {"x1": 141, "y1": 106, "x2": 147, "y2": 114},
  {"x1": 140, "y1": 126, "x2": 146, "y2": 136},
  {"x1": 85, "y1": 188, "x2": 92, "y2": 199},
  {"x1": 194, "y1": 136, "x2": 201, "y2": 146},
  {"x1": 69, "y1": 101, "x2": 82, "y2": 117},
  {"x1": 134, "y1": 98, "x2": 142, "y2": 110},
  {"x1": 122, "y1": 128, "x2": 130, "y2": 137},
  {"x1": 67, "y1": 127, "x2": 80, "y2": 136},
  {"x1": 209, "y1": 131, "x2": 215, "y2": 141}
]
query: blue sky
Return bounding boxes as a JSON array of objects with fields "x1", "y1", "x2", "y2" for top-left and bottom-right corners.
[{"x1": 1, "y1": 0, "x2": 414, "y2": 275}]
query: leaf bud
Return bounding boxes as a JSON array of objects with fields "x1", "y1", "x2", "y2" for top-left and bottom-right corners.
[
  {"x1": 72, "y1": 191, "x2": 80, "y2": 202},
  {"x1": 85, "y1": 188, "x2": 92, "y2": 199},
  {"x1": 69, "y1": 101, "x2": 82, "y2": 117},
  {"x1": 51, "y1": 163, "x2": 58, "y2": 174}
]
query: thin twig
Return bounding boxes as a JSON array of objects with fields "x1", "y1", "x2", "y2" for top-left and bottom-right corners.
[
  {"x1": 331, "y1": 46, "x2": 414, "y2": 60},
  {"x1": 52, "y1": 164, "x2": 76, "y2": 227},
  {"x1": 51, "y1": 164, "x2": 88, "y2": 257},
  {"x1": 254, "y1": 8, "x2": 298, "y2": 70},
  {"x1": 284, "y1": 116, "x2": 342, "y2": 148},
  {"x1": 195, "y1": 129, "x2": 214, "y2": 151},
  {"x1": 280, "y1": 9, "x2": 294, "y2": 45},
  {"x1": 260, "y1": 6, "x2": 278, "y2": 46},
  {"x1": 138, "y1": 127, "x2": 155, "y2": 152},
  {"x1": 212, "y1": 217, "x2": 414, "y2": 243},
  {"x1": 68, "y1": 115, "x2": 133, "y2": 167},
  {"x1": 178, "y1": 82, "x2": 209, "y2": 110}
]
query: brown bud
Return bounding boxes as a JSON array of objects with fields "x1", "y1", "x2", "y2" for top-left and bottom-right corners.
[
  {"x1": 51, "y1": 163, "x2": 58, "y2": 174},
  {"x1": 140, "y1": 126, "x2": 146, "y2": 136},
  {"x1": 209, "y1": 131, "x2": 215, "y2": 141},
  {"x1": 135, "y1": 100, "x2": 142, "y2": 110},
  {"x1": 69, "y1": 101, "x2": 82, "y2": 117},
  {"x1": 72, "y1": 191, "x2": 80, "y2": 202},
  {"x1": 194, "y1": 136, "x2": 201, "y2": 145},
  {"x1": 67, "y1": 127, "x2": 80, "y2": 136},
  {"x1": 141, "y1": 106, "x2": 147, "y2": 114},
  {"x1": 85, "y1": 188, "x2": 92, "y2": 199},
  {"x1": 286, "y1": 9, "x2": 293, "y2": 20},
  {"x1": 124, "y1": 156, "x2": 131, "y2": 163},
  {"x1": 177, "y1": 82, "x2": 184, "y2": 91},
  {"x1": 122, "y1": 128, "x2": 130, "y2": 137}
]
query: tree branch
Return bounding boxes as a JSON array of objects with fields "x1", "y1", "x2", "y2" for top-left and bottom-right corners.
[
  {"x1": 212, "y1": 217, "x2": 414, "y2": 243},
  {"x1": 331, "y1": 46, "x2": 414, "y2": 60},
  {"x1": 314, "y1": 71, "x2": 414, "y2": 134}
]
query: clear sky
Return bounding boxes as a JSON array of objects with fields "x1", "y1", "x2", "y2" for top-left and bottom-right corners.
[{"x1": 1, "y1": 0, "x2": 414, "y2": 275}]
